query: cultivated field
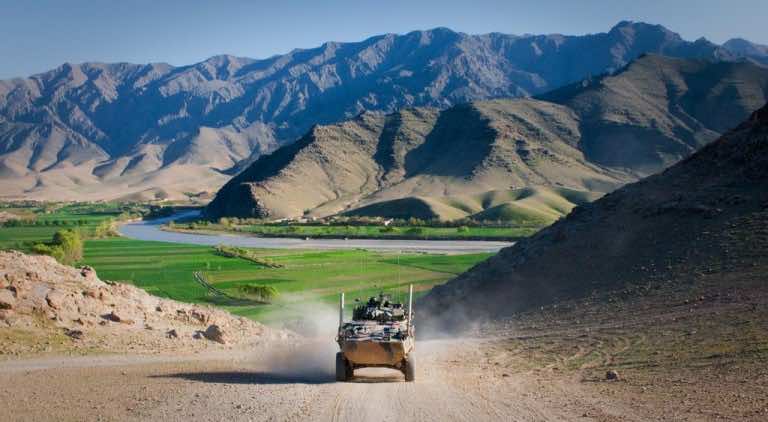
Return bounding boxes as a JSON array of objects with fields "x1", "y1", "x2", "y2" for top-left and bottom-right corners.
[
  {"x1": 1, "y1": 202, "x2": 495, "y2": 325},
  {"x1": 0, "y1": 202, "x2": 145, "y2": 250},
  {"x1": 82, "y1": 238, "x2": 491, "y2": 324}
]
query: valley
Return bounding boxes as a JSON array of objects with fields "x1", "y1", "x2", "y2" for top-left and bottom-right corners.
[
  {"x1": 81, "y1": 237, "x2": 492, "y2": 325},
  {"x1": 0, "y1": 202, "x2": 500, "y2": 327},
  {"x1": 1, "y1": 8, "x2": 767, "y2": 422}
]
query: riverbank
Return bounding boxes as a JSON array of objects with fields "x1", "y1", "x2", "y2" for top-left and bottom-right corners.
[
  {"x1": 163, "y1": 221, "x2": 537, "y2": 242},
  {"x1": 118, "y1": 214, "x2": 513, "y2": 254}
]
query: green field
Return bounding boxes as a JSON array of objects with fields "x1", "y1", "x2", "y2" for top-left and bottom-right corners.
[
  {"x1": 2, "y1": 202, "x2": 495, "y2": 326},
  {"x1": 82, "y1": 238, "x2": 492, "y2": 325},
  {"x1": 0, "y1": 202, "x2": 159, "y2": 250},
  {"x1": 1, "y1": 212, "x2": 117, "y2": 250},
  {"x1": 174, "y1": 222, "x2": 538, "y2": 241},
  {"x1": 2, "y1": 202, "x2": 493, "y2": 326}
]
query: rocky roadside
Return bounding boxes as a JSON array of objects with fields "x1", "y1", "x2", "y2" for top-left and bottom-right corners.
[{"x1": 0, "y1": 250, "x2": 288, "y2": 359}]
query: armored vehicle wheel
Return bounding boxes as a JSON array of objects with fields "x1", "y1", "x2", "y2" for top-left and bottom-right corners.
[
  {"x1": 403, "y1": 356, "x2": 415, "y2": 382},
  {"x1": 336, "y1": 352, "x2": 350, "y2": 381}
]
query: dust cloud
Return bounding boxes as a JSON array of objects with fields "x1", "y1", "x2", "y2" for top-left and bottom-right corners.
[{"x1": 256, "y1": 301, "x2": 341, "y2": 382}]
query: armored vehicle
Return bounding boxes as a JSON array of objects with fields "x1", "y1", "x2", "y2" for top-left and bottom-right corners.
[{"x1": 335, "y1": 285, "x2": 415, "y2": 382}]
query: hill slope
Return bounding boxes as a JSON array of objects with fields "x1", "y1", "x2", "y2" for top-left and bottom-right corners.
[
  {"x1": 341, "y1": 187, "x2": 601, "y2": 224},
  {"x1": 1, "y1": 21, "x2": 766, "y2": 200},
  {"x1": 206, "y1": 55, "x2": 768, "y2": 219},
  {"x1": 418, "y1": 102, "x2": 768, "y2": 323},
  {"x1": 0, "y1": 251, "x2": 275, "y2": 356}
]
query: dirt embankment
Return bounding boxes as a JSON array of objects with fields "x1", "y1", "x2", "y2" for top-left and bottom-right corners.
[{"x1": 0, "y1": 251, "x2": 284, "y2": 358}]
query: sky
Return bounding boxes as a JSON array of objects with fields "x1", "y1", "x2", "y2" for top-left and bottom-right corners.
[{"x1": 1, "y1": 0, "x2": 766, "y2": 79}]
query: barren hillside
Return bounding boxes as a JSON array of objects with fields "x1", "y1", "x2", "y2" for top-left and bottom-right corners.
[{"x1": 419, "y1": 102, "x2": 768, "y2": 324}]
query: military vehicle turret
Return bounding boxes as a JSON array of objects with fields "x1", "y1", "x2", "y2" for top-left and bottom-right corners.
[{"x1": 335, "y1": 285, "x2": 415, "y2": 382}]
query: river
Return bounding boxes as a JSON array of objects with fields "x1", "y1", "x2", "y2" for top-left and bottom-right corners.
[{"x1": 117, "y1": 212, "x2": 513, "y2": 254}]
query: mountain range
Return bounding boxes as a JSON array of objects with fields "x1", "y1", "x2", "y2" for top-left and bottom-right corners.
[
  {"x1": 205, "y1": 54, "x2": 768, "y2": 220},
  {"x1": 2, "y1": 21, "x2": 768, "y2": 201}
]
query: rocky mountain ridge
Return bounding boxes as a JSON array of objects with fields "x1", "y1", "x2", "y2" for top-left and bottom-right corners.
[
  {"x1": 206, "y1": 54, "x2": 768, "y2": 219},
  {"x1": 2, "y1": 21, "x2": 767, "y2": 201}
]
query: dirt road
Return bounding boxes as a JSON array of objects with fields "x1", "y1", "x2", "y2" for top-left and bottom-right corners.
[
  {"x1": 3, "y1": 275, "x2": 767, "y2": 422},
  {"x1": 3, "y1": 333, "x2": 767, "y2": 422},
  {"x1": 0, "y1": 338, "x2": 639, "y2": 422}
]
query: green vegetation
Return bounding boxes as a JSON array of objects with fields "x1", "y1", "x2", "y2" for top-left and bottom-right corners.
[
  {"x1": 213, "y1": 244, "x2": 283, "y2": 268},
  {"x1": 2, "y1": 201, "x2": 494, "y2": 326},
  {"x1": 238, "y1": 284, "x2": 280, "y2": 303},
  {"x1": 31, "y1": 229, "x2": 84, "y2": 265},
  {"x1": 174, "y1": 221, "x2": 538, "y2": 241},
  {"x1": 0, "y1": 201, "x2": 187, "y2": 251},
  {"x1": 81, "y1": 238, "x2": 492, "y2": 324}
]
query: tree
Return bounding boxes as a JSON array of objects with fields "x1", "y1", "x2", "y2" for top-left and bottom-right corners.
[
  {"x1": 30, "y1": 229, "x2": 84, "y2": 265},
  {"x1": 52, "y1": 229, "x2": 83, "y2": 264},
  {"x1": 31, "y1": 243, "x2": 65, "y2": 263},
  {"x1": 238, "y1": 284, "x2": 279, "y2": 303}
]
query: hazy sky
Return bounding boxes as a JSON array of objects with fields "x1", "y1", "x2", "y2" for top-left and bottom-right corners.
[{"x1": 1, "y1": 0, "x2": 766, "y2": 79}]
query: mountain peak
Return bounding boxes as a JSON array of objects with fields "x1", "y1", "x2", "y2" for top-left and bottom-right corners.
[
  {"x1": 723, "y1": 38, "x2": 768, "y2": 56},
  {"x1": 609, "y1": 20, "x2": 681, "y2": 40},
  {"x1": 404, "y1": 27, "x2": 463, "y2": 43}
]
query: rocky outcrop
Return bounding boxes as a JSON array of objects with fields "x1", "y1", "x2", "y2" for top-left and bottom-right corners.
[{"x1": 0, "y1": 251, "x2": 281, "y2": 356}]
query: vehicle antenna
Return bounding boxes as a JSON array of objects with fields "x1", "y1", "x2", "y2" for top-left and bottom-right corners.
[
  {"x1": 397, "y1": 251, "x2": 401, "y2": 284},
  {"x1": 395, "y1": 252, "x2": 400, "y2": 304}
]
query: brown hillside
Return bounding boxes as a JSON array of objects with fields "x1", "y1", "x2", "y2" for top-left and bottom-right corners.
[{"x1": 419, "y1": 102, "x2": 768, "y2": 324}]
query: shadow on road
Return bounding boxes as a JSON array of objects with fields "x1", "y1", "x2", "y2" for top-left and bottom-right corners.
[
  {"x1": 153, "y1": 371, "x2": 335, "y2": 385},
  {"x1": 348, "y1": 375, "x2": 404, "y2": 384},
  {"x1": 153, "y1": 368, "x2": 406, "y2": 385}
]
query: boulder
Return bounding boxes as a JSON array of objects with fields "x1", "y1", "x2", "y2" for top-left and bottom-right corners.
[
  {"x1": 0, "y1": 309, "x2": 13, "y2": 321},
  {"x1": 102, "y1": 311, "x2": 134, "y2": 325},
  {"x1": 166, "y1": 329, "x2": 179, "y2": 339},
  {"x1": 190, "y1": 309, "x2": 209, "y2": 324},
  {"x1": 45, "y1": 290, "x2": 68, "y2": 310},
  {"x1": 65, "y1": 329, "x2": 84, "y2": 340},
  {"x1": 606, "y1": 369, "x2": 620, "y2": 381},
  {"x1": 203, "y1": 324, "x2": 226, "y2": 344},
  {"x1": 80, "y1": 266, "x2": 96, "y2": 278},
  {"x1": 0, "y1": 289, "x2": 15, "y2": 310}
]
